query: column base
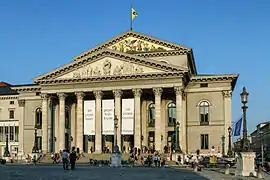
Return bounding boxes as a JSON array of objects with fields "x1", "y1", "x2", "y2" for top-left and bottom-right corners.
[{"x1": 235, "y1": 152, "x2": 256, "y2": 177}]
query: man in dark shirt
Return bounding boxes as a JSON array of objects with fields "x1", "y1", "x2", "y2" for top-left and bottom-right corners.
[{"x1": 69, "y1": 147, "x2": 77, "y2": 170}]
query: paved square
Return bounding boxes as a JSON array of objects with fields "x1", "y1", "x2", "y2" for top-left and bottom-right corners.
[{"x1": 0, "y1": 164, "x2": 208, "y2": 180}]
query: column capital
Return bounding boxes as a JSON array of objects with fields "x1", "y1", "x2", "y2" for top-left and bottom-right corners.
[
  {"x1": 132, "y1": 88, "x2": 142, "y2": 97},
  {"x1": 75, "y1": 92, "x2": 85, "y2": 100},
  {"x1": 18, "y1": 100, "x2": 25, "y2": 107},
  {"x1": 153, "y1": 87, "x2": 163, "y2": 96},
  {"x1": 94, "y1": 90, "x2": 103, "y2": 99},
  {"x1": 41, "y1": 93, "x2": 49, "y2": 100},
  {"x1": 57, "y1": 93, "x2": 67, "y2": 101},
  {"x1": 223, "y1": 90, "x2": 232, "y2": 98},
  {"x1": 113, "y1": 89, "x2": 123, "y2": 98},
  {"x1": 174, "y1": 86, "x2": 183, "y2": 96}
]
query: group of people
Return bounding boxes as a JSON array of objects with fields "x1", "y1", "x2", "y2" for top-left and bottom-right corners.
[{"x1": 51, "y1": 147, "x2": 78, "y2": 170}]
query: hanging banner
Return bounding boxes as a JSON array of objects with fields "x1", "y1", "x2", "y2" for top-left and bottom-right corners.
[
  {"x1": 121, "y1": 98, "x2": 134, "y2": 135},
  {"x1": 102, "y1": 99, "x2": 114, "y2": 135},
  {"x1": 84, "y1": 100, "x2": 96, "y2": 135}
]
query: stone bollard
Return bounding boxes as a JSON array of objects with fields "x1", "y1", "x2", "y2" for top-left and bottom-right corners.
[
  {"x1": 257, "y1": 165, "x2": 263, "y2": 179},
  {"x1": 193, "y1": 163, "x2": 198, "y2": 172},
  {"x1": 225, "y1": 164, "x2": 230, "y2": 175}
]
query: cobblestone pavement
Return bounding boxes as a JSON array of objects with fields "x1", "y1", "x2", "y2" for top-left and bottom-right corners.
[{"x1": 0, "y1": 164, "x2": 208, "y2": 180}]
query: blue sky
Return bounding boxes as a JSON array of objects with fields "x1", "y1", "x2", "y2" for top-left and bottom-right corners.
[{"x1": 0, "y1": 0, "x2": 269, "y2": 134}]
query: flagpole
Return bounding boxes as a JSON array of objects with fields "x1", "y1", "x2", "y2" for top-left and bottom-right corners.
[{"x1": 130, "y1": 4, "x2": 132, "y2": 31}]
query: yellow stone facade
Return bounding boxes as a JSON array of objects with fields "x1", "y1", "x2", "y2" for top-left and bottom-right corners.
[{"x1": 0, "y1": 30, "x2": 238, "y2": 156}]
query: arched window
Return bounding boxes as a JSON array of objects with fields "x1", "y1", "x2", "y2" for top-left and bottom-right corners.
[
  {"x1": 148, "y1": 103, "x2": 155, "y2": 127},
  {"x1": 168, "y1": 102, "x2": 176, "y2": 126},
  {"x1": 199, "y1": 101, "x2": 209, "y2": 125},
  {"x1": 35, "y1": 108, "x2": 42, "y2": 129}
]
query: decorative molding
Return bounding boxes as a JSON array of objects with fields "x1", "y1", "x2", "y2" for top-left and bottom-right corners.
[
  {"x1": 11, "y1": 85, "x2": 41, "y2": 93},
  {"x1": 113, "y1": 89, "x2": 123, "y2": 98},
  {"x1": 18, "y1": 100, "x2": 25, "y2": 107},
  {"x1": 37, "y1": 72, "x2": 184, "y2": 85},
  {"x1": 57, "y1": 93, "x2": 67, "y2": 101},
  {"x1": 153, "y1": 87, "x2": 163, "y2": 96},
  {"x1": 174, "y1": 86, "x2": 183, "y2": 96},
  {"x1": 190, "y1": 74, "x2": 238, "y2": 83},
  {"x1": 93, "y1": 90, "x2": 103, "y2": 99},
  {"x1": 75, "y1": 92, "x2": 85, "y2": 100},
  {"x1": 0, "y1": 96, "x2": 18, "y2": 100},
  {"x1": 223, "y1": 90, "x2": 232, "y2": 98},
  {"x1": 132, "y1": 88, "x2": 142, "y2": 97}
]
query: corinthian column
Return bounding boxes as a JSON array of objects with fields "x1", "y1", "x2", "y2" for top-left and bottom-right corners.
[
  {"x1": 94, "y1": 90, "x2": 103, "y2": 153},
  {"x1": 153, "y1": 87, "x2": 163, "y2": 151},
  {"x1": 57, "y1": 93, "x2": 67, "y2": 151},
  {"x1": 223, "y1": 90, "x2": 232, "y2": 155},
  {"x1": 113, "y1": 89, "x2": 122, "y2": 149},
  {"x1": 132, "y1": 88, "x2": 142, "y2": 149},
  {"x1": 75, "y1": 92, "x2": 85, "y2": 152},
  {"x1": 41, "y1": 93, "x2": 49, "y2": 153},
  {"x1": 18, "y1": 100, "x2": 25, "y2": 155}
]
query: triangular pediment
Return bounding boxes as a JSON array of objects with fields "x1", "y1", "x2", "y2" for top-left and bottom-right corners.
[
  {"x1": 33, "y1": 49, "x2": 184, "y2": 83},
  {"x1": 73, "y1": 30, "x2": 191, "y2": 61}
]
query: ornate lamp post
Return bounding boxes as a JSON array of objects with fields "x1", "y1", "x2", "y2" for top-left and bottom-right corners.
[
  {"x1": 227, "y1": 126, "x2": 233, "y2": 157},
  {"x1": 32, "y1": 127, "x2": 39, "y2": 153},
  {"x1": 240, "y1": 87, "x2": 250, "y2": 152},
  {"x1": 113, "y1": 115, "x2": 120, "y2": 153},
  {"x1": 174, "y1": 121, "x2": 182, "y2": 153},
  {"x1": 3, "y1": 135, "x2": 10, "y2": 157},
  {"x1": 221, "y1": 135, "x2": 225, "y2": 156}
]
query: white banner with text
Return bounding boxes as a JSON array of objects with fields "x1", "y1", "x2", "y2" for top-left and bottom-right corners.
[
  {"x1": 121, "y1": 98, "x2": 134, "y2": 135},
  {"x1": 102, "y1": 99, "x2": 115, "y2": 135},
  {"x1": 84, "y1": 100, "x2": 96, "y2": 135}
]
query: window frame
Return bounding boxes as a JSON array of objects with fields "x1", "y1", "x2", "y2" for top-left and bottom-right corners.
[
  {"x1": 35, "y1": 108, "x2": 42, "y2": 129},
  {"x1": 199, "y1": 101, "x2": 210, "y2": 125},
  {"x1": 167, "y1": 102, "x2": 176, "y2": 127},
  {"x1": 9, "y1": 110, "x2": 15, "y2": 119},
  {"x1": 201, "y1": 134, "x2": 209, "y2": 149}
]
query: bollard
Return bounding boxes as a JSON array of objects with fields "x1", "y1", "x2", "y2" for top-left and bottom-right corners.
[
  {"x1": 257, "y1": 165, "x2": 263, "y2": 179},
  {"x1": 225, "y1": 164, "x2": 230, "y2": 175},
  {"x1": 193, "y1": 163, "x2": 198, "y2": 172}
]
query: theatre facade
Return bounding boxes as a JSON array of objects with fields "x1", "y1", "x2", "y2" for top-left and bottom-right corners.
[{"x1": 0, "y1": 30, "x2": 238, "y2": 156}]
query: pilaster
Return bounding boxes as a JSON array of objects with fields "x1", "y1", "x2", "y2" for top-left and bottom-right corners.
[
  {"x1": 41, "y1": 93, "x2": 49, "y2": 153},
  {"x1": 223, "y1": 90, "x2": 232, "y2": 155},
  {"x1": 18, "y1": 100, "x2": 25, "y2": 155}
]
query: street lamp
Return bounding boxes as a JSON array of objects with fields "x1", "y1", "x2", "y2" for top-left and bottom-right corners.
[
  {"x1": 32, "y1": 127, "x2": 39, "y2": 153},
  {"x1": 3, "y1": 135, "x2": 10, "y2": 157},
  {"x1": 174, "y1": 121, "x2": 182, "y2": 153},
  {"x1": 113, "y1": 115, "x2": 120, "y2": 153},
  {"x1": 240, "y1": 87, "x2": 250, "y2": 152},
  {"x1": 227, "y1": 126, "x2": 233, "y2": 157}
]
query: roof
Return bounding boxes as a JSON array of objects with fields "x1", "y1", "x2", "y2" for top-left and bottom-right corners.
[
  {"x1": 0, "y1": 82, "x2": 11, "y2": 87},
  {"x1": 0, "y1": 86, "x2": 18, "y2": 95}
]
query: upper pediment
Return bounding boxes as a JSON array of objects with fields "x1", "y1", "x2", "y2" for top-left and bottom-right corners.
[
  {"x1": 73, "y1": 30, "x2": 191, "y2": 61},
  {"x1": 33, "y1": 49, "x2": 185, "y2": 83}
]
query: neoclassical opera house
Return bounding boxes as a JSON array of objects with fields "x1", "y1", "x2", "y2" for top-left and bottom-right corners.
[{"x1": 0, "y1": 30, "x2": 238, "y2": 156}]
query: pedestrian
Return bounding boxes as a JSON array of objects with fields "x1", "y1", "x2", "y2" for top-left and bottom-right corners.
[
  {"x1": 69, "y1": 147, "x2": 77, "y2": 170},
  {"x1": 62, "y1": 149, "x2": 69, "y2": 170}
]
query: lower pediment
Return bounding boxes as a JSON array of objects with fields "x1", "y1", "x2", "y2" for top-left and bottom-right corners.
[{"x1": 56, "y1": 57, "x2": 164, "y2": 79}]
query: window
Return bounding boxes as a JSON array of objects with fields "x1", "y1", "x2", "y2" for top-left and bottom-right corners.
[
  {"x1": 36, "y1": 92, "x2": 40, "y2": 96},
  {"x1": 201, "y1": 134, "x2": 209, "y2": 149},
  {"x1": 199, "y1": 101, "x2": 209, "y2": 125},
  {"x1": 9, "y1": 110, "x2": 14, "y2": 119},
  {"x1": 37, "y1": 137, "x2": 42, "y2": 151},
  {"x1": 148, "y1": 103, "x2": 155, "y2": 127},
  {"x1": 0, "y1": 127, "x2": 3, "y2": 142},
  {"x1": 15, "y1": 126, "x2": 19, "y2": 142},
  {"x1": 10, "y1": 101, "x2": 14, "y2": 105},
  {"x1": 35, "y1": 108, "x2": 42, "y2": 129},
  {"x1": 168, "y1": 102, "x2": 176, "y2": 126},
  {"x1": 200, "y1": 83, "x2": 208, "y2": 88},
  {"x1": 10, "y1": 126, "x2": 14, "y2": 141}
]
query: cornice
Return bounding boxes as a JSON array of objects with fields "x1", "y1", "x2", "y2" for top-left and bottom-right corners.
[
  {"x1": 11, "y1": 85, "x2": 41, "y2": 93},
  {"x1": 33, "y1": 49, "x2": 185, "y2": 82},
  {"x1": 37, "y1": 72, "x2": 184, "y2": 85},
  {"x1": 0, "y1": 96, "x2": 18, "y2": 100},
  {"x1": 73, "y1": 30, "x2": 191, "y2": 61},
  {"x1": 190, "y1": 74, "x2": 239, "y2": 82},
  {"x1": 136, "y1": 50, "x2": 190, "y2": 57}
]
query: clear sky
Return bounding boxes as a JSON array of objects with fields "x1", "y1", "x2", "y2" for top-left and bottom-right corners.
[{"x1": 0, "y1": 0, "x2": 269, "y2": 134}]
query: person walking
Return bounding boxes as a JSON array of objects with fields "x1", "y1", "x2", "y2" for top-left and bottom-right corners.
[
  {"x1": 69, "y1": 147, "x2": 77, "y2": 170},
  {"x1": 62, "y1": 149, "x2": 69, "y2": 170}
]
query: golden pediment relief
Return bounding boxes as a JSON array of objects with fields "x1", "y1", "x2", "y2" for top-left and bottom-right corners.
[
  {"x1": 108, "y1": 37, "x2": 173, "y2": 53},
  {"x1": 56, "y1": 57, "x2": 163, "y2": 79}
]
